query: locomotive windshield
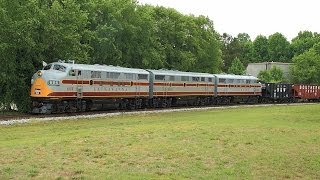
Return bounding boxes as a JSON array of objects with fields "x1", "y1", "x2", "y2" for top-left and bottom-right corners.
[
  {"x1": 43, "y1": 64, "x2": 52, "y2": 70},
  {"x1": 53, "y1": 64, "x2": 66, "y2": 72}
]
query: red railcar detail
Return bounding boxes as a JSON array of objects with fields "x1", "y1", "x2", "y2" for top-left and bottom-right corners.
[{"x1": 292, "y1": 85, "x2": 320, "y2": 100}]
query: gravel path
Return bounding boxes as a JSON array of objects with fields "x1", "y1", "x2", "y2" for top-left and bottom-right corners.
[{"x1": 0, "y1": 103, "x2": 316, "y2": 126}]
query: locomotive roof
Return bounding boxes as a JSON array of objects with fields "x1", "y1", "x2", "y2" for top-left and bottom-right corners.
[
  {"x1": 214, "y1": 74, "x2": 258, "y2": 80},
  {"x1": 55, "y1": 62, "x2": 149, "y2": 74},
  {"x1": 147, "y1": 69, "x2": 213, "y2": 77}
]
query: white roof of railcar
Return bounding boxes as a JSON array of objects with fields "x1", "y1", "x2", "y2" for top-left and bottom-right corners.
[
  {"x1": 54, "y1": 62, "x2": 149, "y2": 74},
  {"x1": 148, "y1": 69, "x2": 214, "y2": 77},
  {"x1": 214, "y1": 74, "x2": 258, "y2": 80}
]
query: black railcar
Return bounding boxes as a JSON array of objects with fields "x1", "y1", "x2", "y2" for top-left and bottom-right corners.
[{"x1": 261, "y1": 83, "x2": 294, "y2": 103}]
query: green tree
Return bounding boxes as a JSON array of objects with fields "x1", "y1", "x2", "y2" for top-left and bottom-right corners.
[
  {"x1": 236, "y1": 33, "x2": 254, "y2": 66},
  {"x1": 221, "y1": 33, "x2": 237, "y2": 71},
  {"x1": 258, "y1": 70, "x2": 272, "y2": 83},
  {"x1": 0, "y1": 0, "x2": 90, "y2": 112},
  {"x1": 268, "y1": 32, "x2": 292, "y2": 62},
  {"x1": 40, "y1": 0, "x2": 90, "y2": 63},
  {"x1": 291, "y1": 31, "x2": 320, "y2": 57},
  {"x1": 0, "y1": 0, "x2": 42, "y2": 112},
  {"x1": 258, "y1": 66, "x2": 284, "y2": 83},
  {"x1": 290, "y1": 43, "x2": 320, "y2": 84},
  {"x1": 189, "y1": 15, "x2": 222, "y2": 73},
  {"x1": 221, "y1": 33, "x2": 253, "y2": 72},
  {"x1": 252, "y1": 35, "x2": 269, "y2": 62},
  {"x1": 228, "y1": 57, "x2": 245, "y2": 75},
  {"x1": 150, "y1": 7, "x2": 221, "y2": 72}
]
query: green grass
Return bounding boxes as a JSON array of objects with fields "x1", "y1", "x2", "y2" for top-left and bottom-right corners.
[{"x1": 1, "y1": 104, "x2": 320, "y2": 179}]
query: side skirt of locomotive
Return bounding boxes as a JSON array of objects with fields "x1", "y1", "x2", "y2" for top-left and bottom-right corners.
[{"x1": 31, "y1": 95, "x2": 261, "y2": 114}]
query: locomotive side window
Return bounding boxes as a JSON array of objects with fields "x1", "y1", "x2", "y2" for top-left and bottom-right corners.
[
  {"x1": 138, "y1": 74, "x2": 148, "y2": 80},
  {"x1": 181, "y1": 76, "x2": 189, "y2": 82},
  {"x1": 192, "y1": 77, "x2": 199, "y2": 82},
  {"x1": 69, "y1": 70, "x2": 76, "y2": 76},
  {"x1": 91, "y1": 71, "x2": 101, "y2": 78},
  {"x1": 125, "y1": 73, "x2": 134, "y2": 80},
  {"x1": 110, "y1": 72, "x2": 120, "y2": 79},
  {"x1": 201, "y1": 77, "x2": 205, "y2": 82},
  {"x1": 155, "y1": 75, "x2": 165, "y2": 80},
  {"x1": 219, "y1": 78, "x2": 226, "y2": 83},
  {"x1": 208, "y1": 78, "x2": 212, "y2": 82},
  {"x1": 169, "y1": 76, "x2": 175, "y2": 81}
]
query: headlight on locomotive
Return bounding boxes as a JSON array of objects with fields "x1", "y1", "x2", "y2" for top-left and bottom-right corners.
[{"x1": 37, "y1": 70, "x2": 42, "y2": 77}]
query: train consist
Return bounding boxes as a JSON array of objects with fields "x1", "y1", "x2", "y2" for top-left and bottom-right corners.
[{"x1": 30, "y1": 61, "x2": 320, "y2": 114}]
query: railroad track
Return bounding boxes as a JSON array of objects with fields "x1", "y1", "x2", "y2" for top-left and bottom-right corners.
[{"x1": 1, "y1": 102, "x2": 318, "y2": 126}]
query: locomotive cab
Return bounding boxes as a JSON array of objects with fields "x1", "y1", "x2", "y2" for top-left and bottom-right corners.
[
  {"x1": 30, "y1": 63, "x2": 68, "y2": 98},
  {"x1": 30, "y1": 62, "x2": 71, "y2": 113}
]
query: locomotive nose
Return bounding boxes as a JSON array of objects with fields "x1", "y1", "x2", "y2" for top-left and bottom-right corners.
[
  {"x1": 30, "y1": 70, "x2": 53, "y2": 97},
  {"x1": 31, "y1": 70, "x2": 43, "y2": 85}
]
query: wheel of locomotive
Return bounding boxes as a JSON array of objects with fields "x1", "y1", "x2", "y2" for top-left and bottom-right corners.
[
  {"x1": 128, "y1": 99, "x2": 136, "y2": 110},
  {"x1": 200, "y1": 97, "x2": 206, "y2": 106},
  {"x1": 135, "y1": 98, "x2": 142, "y2": 109},
  {"x1": 76, "y1": 100, "x2": 86, "y2": 112},
  {"x1": 222, "y1": 97, "x2": 231, "y2": 105},
  {"x1": 196, "y1": 97, "x2": 201, "y2": 106},
  {"x1": 161, "y1": 97, "x2": 167, "y2": 108},
  {"x1": 166, "y1": 97, "x2": 172, "y2": 108},
  {"x1": 151, "y1": 98, "x2": 160, "y2": 108},
  {"x1": 119, "y1": 99, "x2": 128, "y2": 110},
  {"x1": 68, "y1": 101, "x2": 77, "y2": 113}
]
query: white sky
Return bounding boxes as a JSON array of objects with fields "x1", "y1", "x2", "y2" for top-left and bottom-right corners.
[{"x1": 138, "y1": 0, "x2": 319, "y2": 41}]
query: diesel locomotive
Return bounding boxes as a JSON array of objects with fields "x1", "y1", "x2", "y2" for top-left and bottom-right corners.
[{"x1": 30, "y1": 61, "x2": 262, "y2": 113}]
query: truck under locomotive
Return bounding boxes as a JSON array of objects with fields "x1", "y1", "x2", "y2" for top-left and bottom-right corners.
[{"x1": 30, "y1": 61, "x2": 262, "y2": 114}]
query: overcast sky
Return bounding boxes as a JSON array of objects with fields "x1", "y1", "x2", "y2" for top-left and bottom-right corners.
[{"x1": 138, "y1": 0, "x2": 319, "y2": 41}]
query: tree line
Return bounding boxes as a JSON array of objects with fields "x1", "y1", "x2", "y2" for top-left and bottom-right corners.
[
  {"x1": 221, "y1": 32, "x2": 320, "y2": 83},
  {"x1": 0, "y1": 0, "x2": 319, "y2": 111}
]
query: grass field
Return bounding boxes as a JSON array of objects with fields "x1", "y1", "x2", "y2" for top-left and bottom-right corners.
[{"x1": 1, "y1": 104, "x2": 320, "y2": 179}]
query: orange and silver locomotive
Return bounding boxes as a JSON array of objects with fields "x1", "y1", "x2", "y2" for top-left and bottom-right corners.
[
  {"x1": 30, "y1": 61, "x2": 262, "y2": 113},
  {"x1": 31, "y1": 61, "x2": 150, "y2": 113}
]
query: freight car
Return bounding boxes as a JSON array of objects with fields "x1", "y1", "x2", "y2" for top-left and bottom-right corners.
[
  {"x1": 30, "y1": 61, "x2": 262, "y2": 113},
  {"x1": 292, "y1": 84, "x2": 320, "y2": 102},
  {"x1": 260, "y1": 83, "x2": 294, "y2": 103}
]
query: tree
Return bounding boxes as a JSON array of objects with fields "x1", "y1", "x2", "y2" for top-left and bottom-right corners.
[
  {"x1": 290, "y1": 43, "x2": 320, "y2": 84},
  {"x1": 228, "y1": 57, "x2": 245, "y2": 75},
  {"x1": 0, "y1": 0, "x2": 90, "y2": 112},
  {"x1": 268, "y1": 32, "x2": 292, "y2": 62},
  {"x1": 291, "y1": 31, "x2": 320, "y2": 57},
  {"x1": 220, "y1": 33, "x2": 253, "y2": 72},
  {"x1": 252, "y1": 35, "x2": 269, "y2": 62},
  {"x1": 258, "y1": 70, "x2": 272, "y2": 83},
  {"x1": 221, "y1": 33, "x2": 238, "y2": 71},
  {"x1": 0, "y1": 0, "x2": 42, "y2": 112},
  {"x1": 150, "y1": 7, "x2": 221, "y2": 72},
  {"x1": 258, "y1": 66, "x2": 284, "y2": 83},
  {"x1": 236, "y1": 33, "x2": 254, "y2": 66},
  {"x1": 190, "y1": 15, "x2": 222, "y2": 73},
  {"x1": 40, "y1": 0, "x2": 90, "y2": 63}
]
